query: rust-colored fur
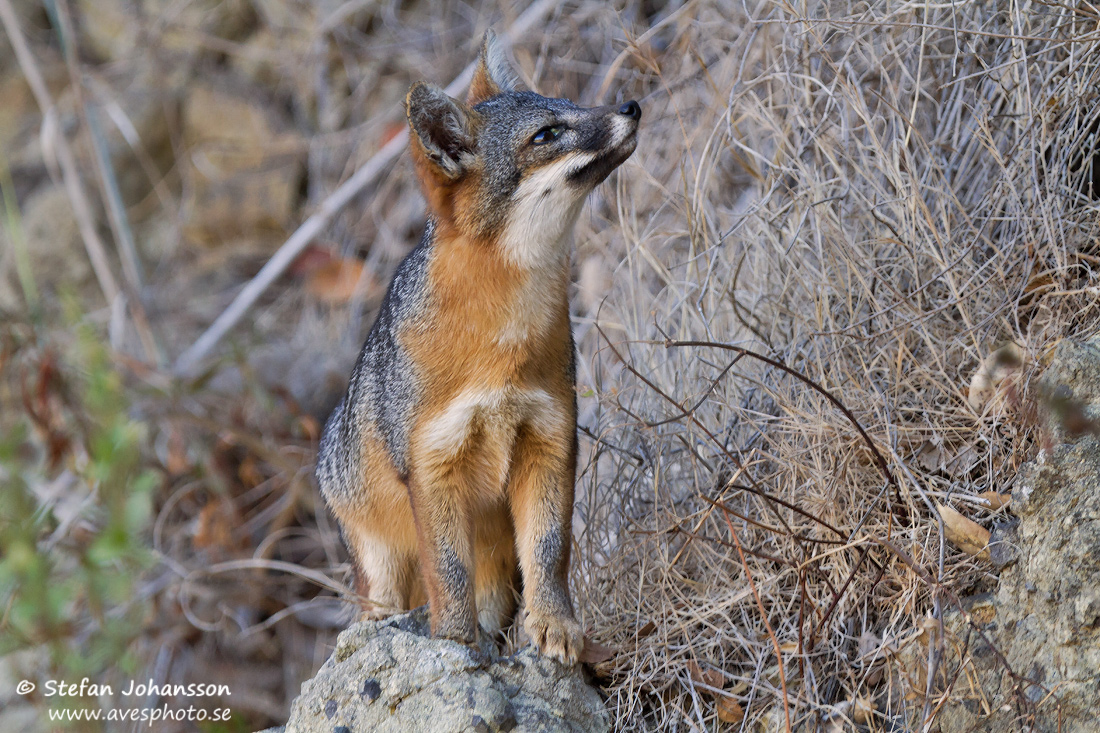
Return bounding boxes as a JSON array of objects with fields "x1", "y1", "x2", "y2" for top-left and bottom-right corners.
[{"x1": 316, "y1": 30, "x2": 639, "y2": 664}]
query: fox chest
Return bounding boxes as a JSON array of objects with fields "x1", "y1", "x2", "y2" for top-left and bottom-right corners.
[{"x1": 416, "y1": 386, "x2": 571, "y2": 489}]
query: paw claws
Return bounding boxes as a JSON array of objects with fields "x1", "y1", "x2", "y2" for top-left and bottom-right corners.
[
  {"x1": 359, "y1": 606, "x2": 395, "y2": 622},
  {"x1": 524, "y1": 611, "x2": 583, "y2": 665}
]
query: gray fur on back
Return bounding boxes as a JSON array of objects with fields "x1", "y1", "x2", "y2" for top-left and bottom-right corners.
[{"x1": 317, "y1": 222, "x2": 434, "y2": 504}]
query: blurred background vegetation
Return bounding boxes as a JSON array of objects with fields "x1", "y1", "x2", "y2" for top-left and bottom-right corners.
[{"x1": 1, "y1": 0, "x2": 1099, "y2": 731}]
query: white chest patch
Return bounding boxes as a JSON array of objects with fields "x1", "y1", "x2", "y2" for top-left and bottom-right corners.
[
  {"x1": 420, "y1": 386, "x2": 570, "y2": 465},
  {"x1": 495, "y1": 152, "x2": 594, "y2": 346},
  {"x1": 500, "y1": 152, "x2": 595, "y2": 270}
]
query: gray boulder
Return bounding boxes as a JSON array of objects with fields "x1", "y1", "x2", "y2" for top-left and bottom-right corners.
[
  {"x1": 278, "y1": 608, "x2": 609, "y2": 733},
  {"x1": 936, "y1": 337, "x2": 1100, "y2": 732}
]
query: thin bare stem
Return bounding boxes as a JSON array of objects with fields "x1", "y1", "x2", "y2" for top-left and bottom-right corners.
[{"x1": 0, "y1": 0, "x2": 121, "y2": 307}]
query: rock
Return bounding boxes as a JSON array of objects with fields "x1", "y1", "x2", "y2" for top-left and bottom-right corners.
[
  {"x1": 932, "y1": 338, "x2": 1100, "y2": 732},
  {"x1": 1046, "y1": 338, "x2": 1100, "y2": 404},
  {"x1": 279, "y1": 608, "x2": 609, "y2": 733},
  {"x1": 181, "y1": 79, "x2": 304, "y2": 248},
  {"x1": 986, "y1": 518, "x2": 1019, "y2": 570},
  {"x1": 1038, "y1": 337, "x2": 1100, "y2": 443}
]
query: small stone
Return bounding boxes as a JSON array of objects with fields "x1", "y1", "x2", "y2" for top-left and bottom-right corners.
[
  {"x1": 323, "y1": 700, "x2": 337, "y2": 719},
  {"x1": 498, "y1": 704, "x2": 518, "y2": 732},
  {"x1": 470, "y1": 715, "x2": 491, "y2": 733},
  {"x1": 333, "y1": 727, "x2": 351, "y2": 733},
  {"x1": 359, "y1": 678, "x2": 381, "y2": 703},
  {"x1": 988, "y1": 520, "x2": 1020, "y2": 570}
]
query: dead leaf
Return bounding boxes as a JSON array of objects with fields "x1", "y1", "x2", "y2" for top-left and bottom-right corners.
[
  {"x1": 238, "y1": 454, "x2": 264, "y2": 488},
  {"x1": 297, "y1": 414, "x2": 321, "y2": 442},
  {"x1": 1039, "y1": 339, "x2": 1061, "y2": 366},
  {"x1": 194, "y1": 497, "x2": 241, "y2": 554},
  {"x1": 916, "y1": 439, "x2": 944, "y2": 472},
  {"x1": 580, "y1": 638, "x2": 616, "y2": 665},
  {"x1": 937, "y1": 503, "x2": 991, "y2": 561},
  {"x1": 290, "y1": 243, "x2": 378, "y2": 303},
  {"x1": 1024, "y1": 272, "x2": 1054, "y2": 296},
  {"x1": 716, "y1": 696, "x2": 744, "y2": 724},
  {"x1": 912, "y1": 615, "x2": 939, "y2": 646},
  {"x1": 687, "y1": 661, "x2": 724, "y2": 690},
  {"x1": 165, "y1": 426, "x2": 190, "y2": 475},
  {"x1": 779, "y1": 641, "x2": 799, "y2": 654},
  {"x1": 636, "y1": 620, "x2": 657, "y2": 638},
  {"x1": 945, "y1": 444, "x2": 980, "y2": 477},
  {"x1": 288, "y1": 243, "x2": 337, "y2": 276},
  {"x1": 305, "y1": 257, "x2": 375, "y2": 303},
  {"x1": 380, "y1": 121, "x2": 406, "y2": 146},
  {"x1": 976, "y1": 491, "x2": 1011, "y2": 510}
]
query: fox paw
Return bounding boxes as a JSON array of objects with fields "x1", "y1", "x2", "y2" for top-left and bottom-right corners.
[
  {"x1": 434, "y1": 625, "x2": 477, "y2": 646},
  {"x1": 357, "y1": 599, "x2": 400, "y2": 622},
  {"x1": 524, "y1": 610, "x2": 583, "y2": 665}
]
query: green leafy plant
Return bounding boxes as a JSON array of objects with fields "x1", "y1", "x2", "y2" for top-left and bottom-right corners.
[{"x1": 0, "y1": 317, "x2": 159, "y2": 725}]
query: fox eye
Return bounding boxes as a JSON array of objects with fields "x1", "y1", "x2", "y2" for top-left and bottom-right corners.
[{"x1": 531, "y1": 125, "x2": 565, "y2": 145}]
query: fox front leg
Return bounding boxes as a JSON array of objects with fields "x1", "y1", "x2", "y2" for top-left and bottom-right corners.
[
  {"x1": 405, "y1": 466, "x2": 478, "y2": 644},
  {"x1": 509, "y1": 422, "x2": 582, "y2": 665}
]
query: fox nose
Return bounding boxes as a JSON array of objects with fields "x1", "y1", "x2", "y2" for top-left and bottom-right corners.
[{"x1": 618, "y1": 100, "x2": 641, "y2": 122}]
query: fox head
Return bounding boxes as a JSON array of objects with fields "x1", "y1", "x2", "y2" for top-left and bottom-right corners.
[{"x1": 405, "y1": 31, "x2": 640, "y2": 267}]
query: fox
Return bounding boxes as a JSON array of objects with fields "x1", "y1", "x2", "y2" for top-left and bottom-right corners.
[{"x1": 316, "y1": 30, "x2": 640, "y2": 665}]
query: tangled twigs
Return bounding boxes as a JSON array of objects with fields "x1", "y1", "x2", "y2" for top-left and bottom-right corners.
[
  {"x1": 720, "y1": 506, "x2": 793, "y2": 733},
  {"x1": 603, "y1": 327, "x2": 898, "y2": 638},
  {"x1": 872, "y1": 537, "x2": 1058, "y2": 728},
  {"x1": 662, "y1": 339, "x2": 906, "y2": 516}
]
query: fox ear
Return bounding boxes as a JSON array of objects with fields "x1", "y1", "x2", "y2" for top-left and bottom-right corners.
[
  {"x1": 406, "y1": 82, "x2": 478, "y2": 181},
  {"x1": 467, "y1": 30, "x2": 524, "y2": 105}
]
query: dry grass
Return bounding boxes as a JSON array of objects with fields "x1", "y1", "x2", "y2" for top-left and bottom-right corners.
[
  {"x1": 4, "y1": 0, "x2": 1100, "y2": 730},
  {"x1": 562, "y1": 0, "x2": 1100, "y2": 729}
]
